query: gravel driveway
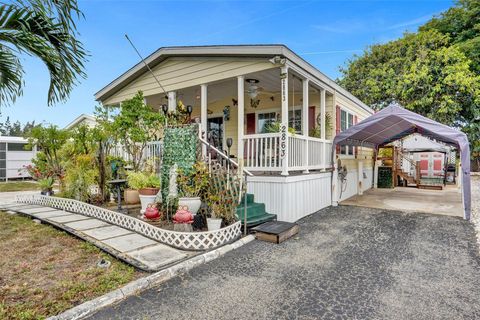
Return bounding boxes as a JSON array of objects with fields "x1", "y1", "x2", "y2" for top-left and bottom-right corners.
[{"x1": 89, "y1": 200, "x2": 480, "y2": 320}]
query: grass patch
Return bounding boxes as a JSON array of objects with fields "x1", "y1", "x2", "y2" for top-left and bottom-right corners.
[
  {"x1": 0, "y1": 181, "x2": 40, "y2": 192},
  {"x1": 0, "y1": 212, "x2": 144, "y2": 320}
]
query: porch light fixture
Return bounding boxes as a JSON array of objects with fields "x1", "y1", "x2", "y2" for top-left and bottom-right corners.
[
  {"x1": 161, "y1": 104, "x2": 168, "y2": 114},
  {"x1": 246, "y1": 78, "x2": 260, "y2": 99},
  {"x1": 186, "y1": 105, "x2": 193, "y2": 122}
]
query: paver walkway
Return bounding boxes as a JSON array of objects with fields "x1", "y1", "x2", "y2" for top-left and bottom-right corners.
[{"x1": 0, "y1": 201, "x2": 191, "y2": 272}]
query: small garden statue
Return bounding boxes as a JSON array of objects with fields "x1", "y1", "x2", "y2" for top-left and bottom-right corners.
[
  {"x1": 168, "y1": 164, "x2": 178, "y2": 198},
  {"x1": 173, "y1": 205, "x2": 193, "y2": 232},
  {"x1": 164, "y1": 164, "x2": 179, "y2": 221}
]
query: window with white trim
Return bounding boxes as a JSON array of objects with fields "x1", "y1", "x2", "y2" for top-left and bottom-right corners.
[
  {"x1": 258, "y1": 112, "x2": 277, "y2": 133},
  {"x1": 288, "y1": 109, "x2": 302, "y2": 133},
  {"x1": 340, "y1": 109, "x2": 354, "y2": 155}
]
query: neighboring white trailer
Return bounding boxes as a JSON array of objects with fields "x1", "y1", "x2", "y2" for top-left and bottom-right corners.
[{"x1": 0, "y1": 136, "x2": 37, "y2": 181}]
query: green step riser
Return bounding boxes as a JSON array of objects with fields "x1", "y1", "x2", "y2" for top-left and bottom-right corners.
[
  {"x1": 236, "y1": 204, "x2": 266, "y2": 219},
  {"x1": 237, "y1": 193, "x2": 277, "y2": 226},
  {"x1": 240, "y1": 193, "x2": 255, "y2": 205}
]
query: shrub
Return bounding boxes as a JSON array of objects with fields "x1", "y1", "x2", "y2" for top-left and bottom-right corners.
[
  {"x1": 64, "y1": 154, "x2": 97, "y2": 202},
  {"x1": 127, "y1": 171, "x2": 160, "y2": 190}
]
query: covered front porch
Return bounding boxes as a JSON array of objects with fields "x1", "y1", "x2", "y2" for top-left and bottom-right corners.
[{"x1": 144, "y1": 65, "x2": 334, "y2": 175}]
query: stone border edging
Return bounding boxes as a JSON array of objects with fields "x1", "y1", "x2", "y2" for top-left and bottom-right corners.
[{"x1": 47, "y1": 235, "x2": 255, "y2": 320}]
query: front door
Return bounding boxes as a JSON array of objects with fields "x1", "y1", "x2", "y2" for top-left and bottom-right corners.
[{"x1": 207, "y1": 117, "x2": 224, "y2": 151}]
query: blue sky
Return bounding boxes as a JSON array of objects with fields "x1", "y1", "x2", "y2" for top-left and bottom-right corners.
[{"x1": 2, "y1": 0, "x2": 453, "y2": 128}]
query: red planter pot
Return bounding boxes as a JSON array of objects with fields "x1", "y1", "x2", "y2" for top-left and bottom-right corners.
[{"x1": 139, "y1": 188, "x2": 160, "y2": 196}]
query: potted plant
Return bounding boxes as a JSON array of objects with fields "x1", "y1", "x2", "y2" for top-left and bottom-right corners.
[
  {"x1": 177, "y1": 162, "x2": 209, "y2": 215},
  {"x1": 208, "y1": 201, "x2": 224, "y2": 230},
  {"x1": 127, "y1": 172, "x2": 161, "y2": 213},
  {"x1": 39, "y1": 177, "x2": 54, "y2": 196},
  {"x1": 207, "y1": 196, "x2": 237, "y2": 231}
]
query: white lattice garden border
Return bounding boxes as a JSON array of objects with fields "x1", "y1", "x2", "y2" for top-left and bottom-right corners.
[{"x1": 15, "y1": 195, "x2": 241, "y2": 251}]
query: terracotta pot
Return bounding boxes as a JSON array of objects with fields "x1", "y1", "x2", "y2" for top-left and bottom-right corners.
[
  {"x1": 124, "y1": 189, "x2": 140, "y2": 204},
  {"x1": 139, "y1": 187, "x2": 160, "y2": 196},
  {"x1": 178, "y1": 197, "x2": 201, "y2": 215}
]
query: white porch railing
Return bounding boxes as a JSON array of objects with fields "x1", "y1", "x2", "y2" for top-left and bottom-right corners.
[
  {"x1": 243, "y1": 133, "x2": 282, "y2": 171},
  {"x1": 109, "y1": 141, "x2": 162, "y2": 171},
  {"x1": 243, "y1": 133, "x2": 332, "y2": 173}
]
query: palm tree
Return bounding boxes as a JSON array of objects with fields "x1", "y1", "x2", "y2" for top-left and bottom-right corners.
[{"x1": 0, "y1": 0, "x2": 87, "y2": 106}]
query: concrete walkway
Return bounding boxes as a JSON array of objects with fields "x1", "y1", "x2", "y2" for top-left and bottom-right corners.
[
  {"x1": 341, "y1": 186, "x2": 463, "y2": 217},
  {"x1": 0, "y1": 201, "x2": 192, "y2": 272}
]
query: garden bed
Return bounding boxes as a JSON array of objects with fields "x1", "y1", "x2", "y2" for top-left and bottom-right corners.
[
  {"x1": 16, "y1": 195, "x2": 242, "y2": 251},
  {"x1": 0, "y1": 211, "x2": 144, "y2": 320}
]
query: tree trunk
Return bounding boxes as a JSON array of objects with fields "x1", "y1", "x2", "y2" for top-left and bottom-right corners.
[{"x1": 97, "y1": 142, "x2": 107, "y2": 202}]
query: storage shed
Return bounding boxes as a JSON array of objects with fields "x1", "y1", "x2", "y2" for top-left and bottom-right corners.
[{"x1": 0, "y1": 136, "x2": 37, "y2": 181}]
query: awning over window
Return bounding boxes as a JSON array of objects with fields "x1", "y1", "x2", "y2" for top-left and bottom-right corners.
[{"x1": 333, "y1": 104, "x2": 471, "y2": 220}]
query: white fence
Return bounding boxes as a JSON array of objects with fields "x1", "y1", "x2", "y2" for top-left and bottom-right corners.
[
  {"x1": 243, "y1": 133, "x2": 333, "y2": 173},
  {"x1": 15, "y1": 194, "x2": 241, "y2": 251}
]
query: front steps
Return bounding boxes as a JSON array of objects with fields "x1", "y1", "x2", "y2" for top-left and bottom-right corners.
[{"x1": 236, "y1": 193, "x2": 276, "y2": 227}]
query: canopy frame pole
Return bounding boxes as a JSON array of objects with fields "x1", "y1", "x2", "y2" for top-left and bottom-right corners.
[{"x1": 332, "y1": 146, "x2": 338, "y2": 206}]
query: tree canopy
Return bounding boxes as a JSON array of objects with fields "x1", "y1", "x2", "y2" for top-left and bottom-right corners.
[
  {"x1": 339, "y1": 0, "x2": 480, "y2": 163},
  {"x1": 0, "y1": 117, "x2": 39, "y2": 136}
]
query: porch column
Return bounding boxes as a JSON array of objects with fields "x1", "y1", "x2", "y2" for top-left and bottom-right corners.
[
  {"x1": 167, "y1": 91, "x2": 176, "y2": 112},
  {"x1": 281, "y1": 66, "x2": 289, "y2": 176},
  {"x1": 200, "y1": 84, "x2": 208, "y2": 157},
  {"x1": 237, "y1": 76, "x2": 245, "y2": 169},
  {"x1": 457, "y1": 162, "x2": 462, "y2": 193},
  {"x1": 320, "y1": 88, "x2": 326, "y2": 169},
  {"x1": 302, "y1": 79, "x2": 309, "y2": 173}
]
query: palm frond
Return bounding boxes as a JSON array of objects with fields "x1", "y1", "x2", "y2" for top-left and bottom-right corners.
[
  {"x1": 0, "y1": 1, "x2": 86, "y2": 106},
  {"x1": 0, "y1": 45, "x2": 24, "y2": 105}
]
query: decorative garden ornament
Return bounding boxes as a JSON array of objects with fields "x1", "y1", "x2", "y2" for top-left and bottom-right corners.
[
  {"x1": 168, "y1": 164, "x2": 178, "y2": 198},
  {"x1": 144, "y1": 203, "x2": 161, "y2": 220},
  {"x1": 173, "y1": 206, "x2": 194, "y2": 224}
]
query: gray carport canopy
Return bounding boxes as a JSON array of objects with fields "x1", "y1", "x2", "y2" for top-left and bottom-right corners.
[{"x1": 333, "y1": 104, "x2": 471, "y2": 220}]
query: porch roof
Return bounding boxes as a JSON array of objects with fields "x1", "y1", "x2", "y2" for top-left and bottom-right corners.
[{"x1": 94, "y1": 45, "x2": 373, "y2": 114}]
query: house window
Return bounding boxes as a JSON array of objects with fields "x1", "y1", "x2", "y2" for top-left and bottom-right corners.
[
  {"x1": 7, "y1": 143, "x2": 31, "y2": 151},
  {"x1": 258, "y1": 112, "x2": 277, "y2": 133},
  {"x1": 288, "y1": 109, "x2": 302, "y2": 133},
  {"x1": 340, "y1": 109, "x2": 354, "y2": 155}
]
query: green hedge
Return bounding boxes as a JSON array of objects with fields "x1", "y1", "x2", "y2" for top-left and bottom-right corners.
[
  {"x1": 161, "y1": 125, "x2": 198, "y2": 199},
  {"x1": 378, "y1": 166, "x2": 393, "y2": 188}
]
